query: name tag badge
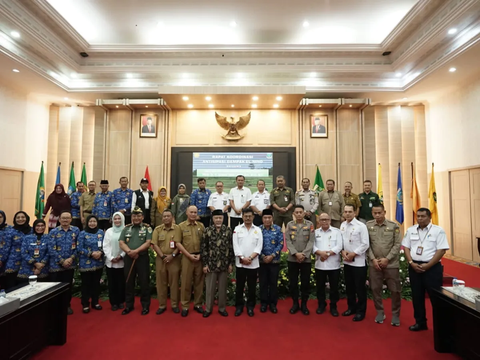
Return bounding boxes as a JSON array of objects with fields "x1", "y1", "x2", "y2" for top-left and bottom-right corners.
[
  {"x1": 284, "y1": 196, "x2": 288, "y2": 202},
  {"x1": 264, "y1": 199, "x2": 268, "y2": 204},
  {"x1": 369, "y1": 202, "x2": 373, "y2": 208},
  {"x1": 97, "y1": 240, "x2": 102, "y2": 248},
  {"x1": 170, "y1": 241, "x2": 175, "y2": 249},
  {"x1": 34, "y1": 248, "x2": 40, "y2": 256},
  {"x1": 411, "y1": 235, "x2": 420, "y2": 240},
  {"x1": 416, "y1": 246, "x2": 423, "y2": 255},
  {"x1": 125, "y1": 198, "x2": 129, "y2": 203},
  {"x1": 104, "y1": 200, "x2": 107, "y2": 207},
  {"x1": 223, "y1": 200, "x2": 227, "y2": 206},
  {"x1": 328, "y1": 201, "x2": 333, "y2": 206}
]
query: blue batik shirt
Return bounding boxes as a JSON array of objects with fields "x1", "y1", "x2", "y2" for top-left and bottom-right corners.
[
  {"x1": 260, "y1": 224, "x2": 284, "y2": 263},
  {"x1": 48, "y1": 226, "x2": 80, "y2": 272},
  {"x1": 78, "y1": 229, "x2": 105, "y2": 271},
  {"x1": 190, "y1": 188, "x2": 212, "y2": 217},
  {"x1": 92, "y1": 191, "x2": 114, "y2": 220},
  {"x1": 0, "y1": 225, "x2": 13, "y2": 274},
  {"x1": 70, "y1": 191, "x2": 82, "y2": 219},
  {"x1": 18, "y1": 234, "x2": 49, "y2": 278},
  {"x1": 5, "y1": 228, "x2": 33, "y2": 273},
  {"x1": 112, "y1": 188, "x2": 134, "y2": 215}
]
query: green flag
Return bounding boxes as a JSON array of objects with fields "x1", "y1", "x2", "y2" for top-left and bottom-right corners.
[
  {"x1": 81, "y1": 163, "x2": 87, "y2": 186},
  {"x1": 35, "y1": 162, "x2": 45, "y2": 219},
  {"x1": 313, "y1": 165, "x2": 325, "y2": 193},
  {"x1": 68, "y1": 162, "x2": 76, "y2": 196}
]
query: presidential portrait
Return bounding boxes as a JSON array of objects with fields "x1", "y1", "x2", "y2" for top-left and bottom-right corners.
[
  {"x1": 311, "y1": 115, "x2": 328, "y2": 138},
  {"x1": 140, "y1": 114, "x2": 158, "y2": 138}
]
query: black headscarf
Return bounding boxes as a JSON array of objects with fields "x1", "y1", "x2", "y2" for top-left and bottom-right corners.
[
  {"x1": 84, "y1": 215, "x2": 99, "y2": 234},
  {"x1": 0, "y1": 210, "x2": 7, "y2": 230},
  {"x1": 13, "y1": 211, "x2": 31, "y2": 235},
  {"x1": 33, "y1": 219, "x2": 46, "y2": 240}
]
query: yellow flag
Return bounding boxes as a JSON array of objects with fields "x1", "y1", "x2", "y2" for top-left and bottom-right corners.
[
  {"x1": 377, "y1": 163, "x2": 383, "y2": 203},
  {"x1": 428, "y1": 163, "x2": 438, "y2": 224},
  {"x1": 410, "y1": 163, "x2": 421, "y2": 224}
]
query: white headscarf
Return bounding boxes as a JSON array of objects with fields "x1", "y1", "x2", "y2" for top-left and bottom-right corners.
[{"x1": 109, "y1": 211, "x2": 125, "y2": 257}]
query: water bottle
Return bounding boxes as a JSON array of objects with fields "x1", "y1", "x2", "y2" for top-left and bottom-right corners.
[
  {"x1": 0, "y1": 289, "x2": 6, "y2": 298},
  {"x1": 452, "y1": 278, "x2": 458, "y2": 287}
]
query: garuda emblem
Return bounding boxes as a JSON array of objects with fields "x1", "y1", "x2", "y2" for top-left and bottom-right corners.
[{"x1": 215, "y1": 112, "x2": 251, "y2": 140}]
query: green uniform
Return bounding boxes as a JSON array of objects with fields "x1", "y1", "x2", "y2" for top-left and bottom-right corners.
[
  {"x1": 358, "y1": 192, "x2": 381, "y2": 221},
  {"x1": 343, "y1": 192, "x2": 361, "y2": 211},
  {"x1": 270, "y1": 186, "x2": 295, "y2": 227},
  {"x1": 318, "y1": 190, "x2": 345, "y2": 228}
]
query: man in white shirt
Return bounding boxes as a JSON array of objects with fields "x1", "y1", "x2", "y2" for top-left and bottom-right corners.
[
  {"x1": 229, "y1": 175, "x2": 252, "y2": 229},
  {"x1": 207, "y1": 181, "x2": 230, "y2": 226},
  {"x1": 232, "y1": 208, "x2": 263, "y2": 317},
  {"x1": 402, "y1": 207, "x2": 449, "y2": 332},
  {"x1": 341, "y1": 204, "x2": 369, "y2": 321},
  {"x1": 131, "y1": 178, "x2": 153, "y2": 226},
  {"x1": 313, "y1": 213, "x2": 343, "y2": 317},
  {"x1": 251, "y1": 179, "x2": 270, "y2": 226}
]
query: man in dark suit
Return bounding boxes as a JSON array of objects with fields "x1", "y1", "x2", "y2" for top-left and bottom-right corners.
[
  {"x1": 142, "y1": 117, "x2": 155, "y2": 134},
  {"x1": 312, "y1": 117, "x2": 326, "y2": 134}
]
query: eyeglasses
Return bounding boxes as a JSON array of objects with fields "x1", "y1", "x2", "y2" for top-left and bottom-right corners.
[{"x1": 319, "y1": 219, "x2": 330, "y2": 221}]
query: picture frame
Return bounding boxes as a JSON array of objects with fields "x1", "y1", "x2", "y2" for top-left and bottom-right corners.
[
  {"x1": 139, "y1": 114, "x2": 158, "y2": 138},
  {"x1": 310, "y1": 114, "x2": 328, "y2": 138}
]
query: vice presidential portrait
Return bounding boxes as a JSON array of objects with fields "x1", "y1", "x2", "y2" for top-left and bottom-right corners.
[
  {"x1": 140, "y1": 114, "x2": 158, "y2": 138},
  {"x1": 311, "y1": 115, "x2": 328, "y2": 138}
]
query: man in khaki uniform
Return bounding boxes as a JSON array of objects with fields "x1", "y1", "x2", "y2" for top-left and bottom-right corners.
[
  {"x1": 295, "y1": 178, "x2": 319, "y2": 227},
  {"x1": 270, "y1": 175, "x2": 295, "y2": 227},
  {"x1": 367, "y1": 204, "x2": 402, "y2": 326},
  {"x1": 176, "y1": 205, "x2": 205, "y2": 317},
  {"x1": 151, "y1": 209, "x2": 181, "y2": 315},
  {"x1": 343, "y1": 181, "x2": 361, "y2": 218},
  {"x1": 318, "y1": 179, "x2": 345, "y2": 229},
  {"x1": 79, "y1": 180, "x2": 96, "y2": 225}
]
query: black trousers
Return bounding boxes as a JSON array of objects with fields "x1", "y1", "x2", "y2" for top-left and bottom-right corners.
[
  {"x1": 143, "y1": 211, "x2": 151, "y2": 226},
  {"x1": 315, "y1": 268, "x2": 340, "y2": 308},
  {"x1": 259, "y1": 263, "x2": 280, "y2": 306},
  {"x1": 80, "y1": 268, "x2": 103, "y2": 307},
  {"x1": 199, "y1": 216, "x2": 211, "y2": 229},
  {"x1": 408, "y1": 261, "x2": 443, "y2": 325},
  {"x1": 72, "y1": 218, "x2": 83, "y2": 231},
  {"x1": 253, "y1": 214, "x2": 263, "y2": 227},
  {"x1": 344, "y1": 264, "x2": 367, "y2": 315},
  {"x1": 50, "y1": 269, "x2": 75, "y2": 307},
  {"x1": 230, "y1": 217, "x2": 243, "y2": 230},
  {"x1": 98, "y1": 219, "x2": 111, "y2": 231},
  {"x1": 235, "y1": 266, "x2": 257, "y2": 309},
  {"x1": 124, "y1": 253, "x2": 150, "y2": 310},
  {"x1": 106, "y1": 267, "x2": 125, "y2": 306},
  {"x1": 288, "y1": 261, "x2": 311, "y2": 302}
]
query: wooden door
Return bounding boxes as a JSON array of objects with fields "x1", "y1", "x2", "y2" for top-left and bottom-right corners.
[
  {"x1": 0, "y1": 169, "x2": 23, "y2": 224},
  {"x1": 469, "y1": 168, "x2": 480, "y2": 263},
  {"x1": 450, "y1": 170, "x2": 473, "y2": 260}
]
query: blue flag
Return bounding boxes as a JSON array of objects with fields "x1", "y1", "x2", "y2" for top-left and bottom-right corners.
[
  {"x1": 56, "y1": 164, "x2": 61, "y2": 185},
  {"x1": 395, "y1": 165, "x2": 404, "y2": 224}
]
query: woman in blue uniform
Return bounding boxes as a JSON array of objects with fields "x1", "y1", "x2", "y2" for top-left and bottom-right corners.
[
  {"x1": 78, "y1": 215, "x2": 105, "y2": 313},
  {"x1": 0, "y1": 210, "x2": 13, "y2": 289},
  {"x1": 5, "y1": 211, "x2": 32, "y2": 289},
  {"x1": 17, "y1": 219, "x2": 49, "y2": 283}
]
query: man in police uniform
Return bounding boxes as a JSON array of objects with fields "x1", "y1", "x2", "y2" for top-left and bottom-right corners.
[
  {"x1": 176, "y1": 205, "x2": 205, "y2": 317},
  {"x1": 358, "y1": 180, "x2": 381, "y2": 223},
  {"x1": 367, "y1": 204, "x2": 401, "y2": 326},
  {"x1": 295, "y1": 178, "x2": 319, "y2": 227},
  {"x1": 402, "y1": 207, "x2": 449, "y2": 331},
  {"x1": 270, "y1": 175, "x2": 295, "y2": 228},
  {"x1": 285, "y1": 205, "x2": 315, "y2": 315},
  {"x1": 318, "y1": 179, "x2": 345, "y2": 229},
  {"x1": 207, "y1": 181, "x2": 230, "y2": 226},
  {"x1": 343, "y1": 181, "x2": 361, "y2": 218},
  {"x1": 118, "y1": 206, "x2": 152, "y2": 315},
  {"x1": 151, "y1": 209, "x2": 181, "y2": 315}
]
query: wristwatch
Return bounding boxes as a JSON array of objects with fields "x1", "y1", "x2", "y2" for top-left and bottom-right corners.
[
  {"x1": 240, "y1": 256, "x2": 245, "y2": 260},
  {"x1": 326, "y1": 252, "x2": 331, "y2": 256},
  {"x1": 408, "y1": 260, "x2": 413, "y2": 264},
  {"x1": 172, "y1": 253, "x2": 176, "y2": 257}
]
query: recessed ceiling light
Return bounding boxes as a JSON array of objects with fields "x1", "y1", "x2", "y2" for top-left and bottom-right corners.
[
  {"x1": 448, "y1": 28, "x2": 457, "y2": 35},
  {"x1": 208, "y1": 104, "x2": 214, "y2": 108},
  {"x1": 126, "y1": 73, "x2": 133, "y2": 78},
  {"x1": 318, "y1": 105, "x2": 322, "y2": 108},
  {"x1": 449, "y1": 67, "x2": 457, "y2": 72},
  {"x1": 12, "y1": 69, "x2": 19, "y2": 73},
  {"x1": 403, "y1": 97, "x2": 408, "y2": 100},
  {"x1": 303, "y1": 21, "x2": 309, "y2": 28},
  {"x1": 395, "y1": 72, "x2": 402, "y2": 77},
  {"x1": 10, "y1": 31, "x2": 20, "y2": 38},
  {"x1": 276, "y1": 96, "x2": 283, "y2": 101},
  {"x1": 252, "y1": 96, "x2": 259, "y2": 101},
  {"x1": 231, "y1": 104, "x2": 235, "y2": 107},
  {"x1": 188, "y1": 104, "x2": 194, "y2": 108},
  {"x1": 205, "y1": 96, "x2": 212, "y2": 101},
  {"x1": 116, "y1": 105, "x2": 119, "y2": 108},
  {"x1": 230, "y1": 21, "x2": 237, "y2": 27},
  {"x1": 70, "y1": 73, "x2": 77, "y2": 78},
  {"x1": 310, "y1": 72, "x2": 317, "y2": 78},
  {"x1": 251, "y1": 104, "x2": 257, "y2": 108},
  {"x1": 145, "y1": 105, "x2": 148, "y2": 108},
  {"x1": 64, "y1": 97, "x2": 69, "y2": 100},
  {"x1": 182, "y1": 96, "x2": 189, "y2": 101},
  {"x1": 349, "y1": 105, "x2": 352, "y2": 108},
  {"x1": 273, "y1": 104, "x2": 279, "y2": 108}
]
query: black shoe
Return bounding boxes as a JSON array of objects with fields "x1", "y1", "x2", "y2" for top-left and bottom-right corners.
[
  {"x1": 193, "y1": 306, "x2": 204, "y2": 314},
  {"x1": 316, "y1": 306, "x2": 325, "y2": 314},
  {"x1": 118, "y1": 303, "x2": 125, "y2": 310},
  {"x1": 260, "y1": 304, "x2": 268, "y2": 313},
  {"x1": 111, "y1": 305, "x2": 119, "y2": 311},
  {"x1": 181, "y1": 309, "x2": 189, "y2": 317},
  {"x1": 342, "y1": 309, "x2": 354, "y2": 316},
  {"x1": 353, "y1": 314, "x2": 365, "y2": 322},
  {"x1": 270, "y1": 304, "x2": 278, "y2": 314},
  {"x1": 290, "y1": 302, "x2": 300, "y2": 314},
  {"x1": 301, "y1": 303, "x2": 310, "y2": 315},
  {"x1": 235, "y1": 308, "x2": 243, "y2": 317},
  {"x1": 203, "y1": 311, "x2": 211, "y2": 318},
  {"x1": 218, "y1": 310, "x2": 229, "y2": 317},
  {"x1": 156, "y1": 308, "x2": 166, "y2": 315},
  {"x1": 247, "y1": 308, "x2": 254, "y2": 317},
  {"x1": 93, "y1": 304, "x2": 102, "y2": 310},
  {"x1": 330, "y1": 308, "x2": 339, "y2": 317},
  {"x1": 82, "y1": 307, "x2": 90, "y2": 314},
  {"x1": 141, "y1": 308, "x2": 149, "y2": 315},
  {"x1": 172, "y1": 307, "x2": 180, "y2": 314},
  {"x1": 67, "y1": 307, "x2": 74, "y2": 315},
  {"x1": 122, "y1": 307, "x2": 133, "y2": 315},
  {"x1": 409, "y1": 323, "x2": 428, "y2": 331}
]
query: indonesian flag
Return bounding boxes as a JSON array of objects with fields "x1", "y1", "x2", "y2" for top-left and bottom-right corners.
[{"x1": 144, "y1": 166, "x2": 153, "y2": 191}]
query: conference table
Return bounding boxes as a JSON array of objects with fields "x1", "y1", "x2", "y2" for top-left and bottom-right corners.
[
  {"x1": 0, "y1": 282, "x2": 69, "y2": 360},
  {"x1": 431, "y1": 286, "x2": 480, "y2": 360}
]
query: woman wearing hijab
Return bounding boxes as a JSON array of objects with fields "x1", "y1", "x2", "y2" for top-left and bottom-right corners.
[
  {"x1": 17, "y1": 219, "x2": 49, "y2": 282},
  {"x1": 150, "y1": 186, "x2": 170, "y2": 228},
  {"x1": 43, "y1": 184, "x2": 72, "y2": 230},
  {"x1": 103, "y1": 212, "x2": 126, "y2": 311},
  {"x1": 5, "y1": 211, "x2": 32, "y2": 289},
  {"x1": 0, "y1": 210, "x2": 13, "y2": 289},
  {"x1": 78, "y1": 214, "x2": 105, "y2": 313},
  {"x1": 171, "y1": 184, "x2": 190, "y2": 224}
]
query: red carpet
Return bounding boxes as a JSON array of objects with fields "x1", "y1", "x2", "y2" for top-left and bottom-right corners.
[
  {"x1": 442, "y1": 258, "x2": 480, "y2": 288},
  {"x1": 33, "y1": 298, "x2": 460, "y2": 360}
]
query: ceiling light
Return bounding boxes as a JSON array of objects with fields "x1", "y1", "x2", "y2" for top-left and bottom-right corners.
[
  {"x1": 318, "y1": 105, "x2": 322, "y2": 108},
  {"x1": 251, "y1": 104, "x2": 257, "y2": 108},
  {"x1": 12, "y1": 69, "x2": 19, "y2": 73},
  {"x1": 273, "y1": 104, "x2": 279, "y2": 108},
  {"x1": 230, "y1": 21, "x2": 237, "y2": 27},
  {"x1": 126, "y1": 73, "x2": 133, "y2": 78},
  {"x1": 448, "y1": 28, "x2": 457, "y2": 35},
  {"x1": 403, "y1": 97, "x2": 408, "y2": 100},
  {"x1": 252, "y1": 96, "x2": 259, "y2": 101},
  {"x1": 188, "y1": 104, "x2": 194, "y2": 108},
  {"x1": 231, "y1": 104, "x2": 235, "y2": 107},
  {"x1": 205, "y1": 96, "x2": 212, "y2": 101},
  {"x1": 182, "y1": 96, "x2": 189, "y2": 101},
  {"x1": 70, "y1": 73, "x2": 78, "y2": 78},
  {"x1": 310, "y1": 72, "x2": 317, "y2": 78},
  {"x1": 208, "y1": 104, "x2": 214, "y2": 108},
  {"x1": 10, "y1": 31, "x2": 20, "y2": 38},
  {"x1": 116, "y1": 105, "x2": 119, "y2": 108},
  {"x1": 349, "y1": 105, "x2": 352, "y2": 107},
  {"x1": 64, "y1": 97, "x2": 69, "y2": 100},
  {"x1": 449, "y1": 67, "x2": 456, "y2": 72},
  {"x1": 276, "y1": 96, "x2": 283, "y2": 101},
  {"x1": 145, "y1": 105, "x2": 148, "y2": 108},
  {"x1": 303, "y1": 21, "x2": 309, "y2": 28},
  {"x1": 395, "y1": 72, "x2": 402, "y2": 77}
]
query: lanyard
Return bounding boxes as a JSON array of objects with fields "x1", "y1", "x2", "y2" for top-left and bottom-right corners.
[{"x1": 418, "y1": 226, "x2": 432, "y2": 245}]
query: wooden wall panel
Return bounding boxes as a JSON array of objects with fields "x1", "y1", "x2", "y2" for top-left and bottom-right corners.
[
  {"x1": 81, "y1": 108, "x2": 95, "y2": 183},
  {"x1": 374, "y1": 106, "x2": 390, "y2": 212},
  {"x1": 400, "y1": 106, "x2": 416, "y2": 229},
  {"x1": 47, "y1": 106, "x2": 59, "y2": 192},
  {"x1": 338, "y1": 109, "x2": 362, "y2": 192},
  {"x1": 107, "y1": 110, "x2": 131, "y2": 186},
  {"x1": 92, "y1": 110, "x2": 105, "y2": 184},
  {"x1": 387, "y1": 106, "x2": 402, "y2": 219},
  {"x1": 363, "y1": 106, "x2": 376, "y2": 187},
  {"x1": 414, "y1": 106, "x2": 428, "y2": 208}
]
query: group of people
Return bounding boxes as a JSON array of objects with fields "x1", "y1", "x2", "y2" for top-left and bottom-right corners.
[{"x1": 0, "y1": 174, "x2": 449, "y2": 332}]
